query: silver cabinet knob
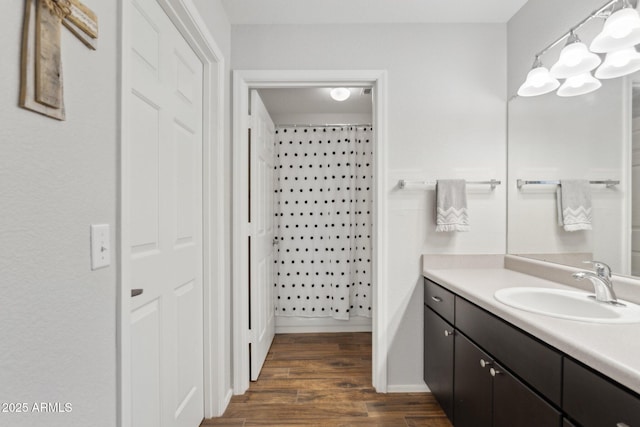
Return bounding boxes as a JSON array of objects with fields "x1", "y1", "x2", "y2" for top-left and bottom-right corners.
[
  {"x1": 444, "y1": 330, "x2": 454, "y2": 337},
  {"x1": 489, "y1": 367, "x2": 501, "y2": 377},
  {"x1": 616, "y1": 423, "x2": 630, "y2": 427},
  {"x1": 480, "y1": 359, "x2": 493, "y2": 368},
  {"x1": 431, "y1": 296, "x2": 443, "y2": 303}
]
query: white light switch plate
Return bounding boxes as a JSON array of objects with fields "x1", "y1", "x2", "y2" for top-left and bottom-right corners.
[{"x1": 91, "y1": 224, "x2": 111, "y2": 270}]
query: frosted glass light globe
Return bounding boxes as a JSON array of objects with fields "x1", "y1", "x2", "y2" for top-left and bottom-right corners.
[{"x1": 330, "y1": 88, "x2": 351, "y2": 101}]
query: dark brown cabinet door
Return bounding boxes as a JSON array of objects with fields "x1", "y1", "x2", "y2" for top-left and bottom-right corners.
[
  {"x1": 493, "y1": 361, "x2": 562, "y2": 427},
  {"x1": 563, "y1": 358, "x2": 640, "y2": 427},
  {"x1": 423, "y1": 306, "x2": 454, "y2": 420},
  {"x1": 454, "y1": 333, "x2": 492, "y2": 427}
]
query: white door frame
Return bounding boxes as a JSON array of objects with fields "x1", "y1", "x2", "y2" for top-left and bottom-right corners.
[
  {"x1": 118, "y1": 0, "x2": 230, "y2": 425},
  {"x1": 232, "y1": 70, "x2": 389, "y2": 394}
]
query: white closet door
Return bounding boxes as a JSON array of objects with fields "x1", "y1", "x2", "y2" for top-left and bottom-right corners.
[
  {"x1": 127, "y1": 0, "x2": 204, "y2": 425},
  {"x1": 249, "y1": 90, "x2": 276, "y2": 380}
]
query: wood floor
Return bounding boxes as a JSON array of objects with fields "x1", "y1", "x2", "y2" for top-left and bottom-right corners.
[{"x1": 201, "y1": 332, "x2": 452, "y2": 427}]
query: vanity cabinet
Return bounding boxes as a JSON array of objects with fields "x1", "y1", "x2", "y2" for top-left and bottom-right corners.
[
  {"x1": 563, "y1": 358, "x2": 640, "y2": 427},
  {"x1": 453, "y1": 325, "x2": 561, "y2": 427},
  {"x1": 424, "y1": 278, "x2": 560, "y2": 426}
]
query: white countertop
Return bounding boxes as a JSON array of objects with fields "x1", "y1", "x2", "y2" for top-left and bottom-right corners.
[{"x1": 422, "y1": 266, "x2": 640, "y2": 394}]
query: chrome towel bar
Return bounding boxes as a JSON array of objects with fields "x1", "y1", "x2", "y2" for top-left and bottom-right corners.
[
  {"x1": 398, "y1": 179, "x2": 501, "y2": 190},
  {"x1": 516, "y1": 179, "x2": 620, "y2": 189}
]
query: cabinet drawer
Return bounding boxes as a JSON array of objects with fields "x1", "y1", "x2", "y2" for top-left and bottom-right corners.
[
  {"x1": 563, "y1": 358, "x2": 640, "y2": 427},
  {"x1": 455, "y1": 297, "x2": 562, "y2": 406},
  {"x1": 424, "y1": 278, "x2": 455, "y2": 324}
]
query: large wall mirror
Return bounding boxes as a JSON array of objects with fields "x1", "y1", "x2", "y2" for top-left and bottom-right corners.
[{"x1": 507, "y1": 76, "x2": 638, "y2": 276}]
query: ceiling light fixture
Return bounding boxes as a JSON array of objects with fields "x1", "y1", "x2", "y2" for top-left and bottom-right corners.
[
  {"x1": 518, "y1": 0, "x2": 640, "y2": 98},
  {"x1": 330, "y1": 87, "x2": 351, "y2": 101}
]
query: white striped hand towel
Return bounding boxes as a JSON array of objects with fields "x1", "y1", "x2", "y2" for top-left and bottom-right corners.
[
  {"x1": 557, "y1": 179, "x2": 592, "y2": 231},
  {"x1": 435, "y1": 179, "x2": 470, "y2": 232}
]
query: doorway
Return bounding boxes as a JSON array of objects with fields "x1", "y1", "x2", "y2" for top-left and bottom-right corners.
[
  {"x1": 259, "y1": 87, "x2": 374, "y2": 334},
  {"x1": 232, "y1": 70, "x2": 389, "y2": 395}
]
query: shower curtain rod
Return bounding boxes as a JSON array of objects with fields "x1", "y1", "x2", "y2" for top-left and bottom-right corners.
[{"x1": 276, "y1": 123, "x2": 372, "y2": 128}]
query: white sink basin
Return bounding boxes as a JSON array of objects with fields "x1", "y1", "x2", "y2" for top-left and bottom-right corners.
[{"x1": 494, "y1": 287, "x2": 640, "y2": 323}]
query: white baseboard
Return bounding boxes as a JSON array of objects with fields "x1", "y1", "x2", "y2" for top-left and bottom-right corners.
[
  {"x1": 275, "y1": 315, "x2": 372, "y2": 334},
  {"x1": 386, "y1": 383, "x2": 430, "y2": 393},
  {"x1": 223, "y1": 388, "x2": 233, "y2": 408}
]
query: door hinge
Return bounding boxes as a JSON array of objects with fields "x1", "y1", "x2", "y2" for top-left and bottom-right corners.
[{"x1": 248, "y1": 329, "x2": 256, "y2": 344}]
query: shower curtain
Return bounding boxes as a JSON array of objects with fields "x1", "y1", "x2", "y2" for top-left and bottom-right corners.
[{"x1": 273, "y1": 125, "x2": 373, "y2": 320}]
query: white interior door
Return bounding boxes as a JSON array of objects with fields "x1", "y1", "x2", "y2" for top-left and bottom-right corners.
[
  {"x1": 249, "y1": 90, "x2": 276, "y2": 380},
  {"x1": 127, "y1": 0, "x2": 204, "y2": 425}
]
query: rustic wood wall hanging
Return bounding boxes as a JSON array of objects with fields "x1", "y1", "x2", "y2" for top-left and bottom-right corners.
[{"x1": 20, "y1": 0, "x2": 98, "y2": 121}]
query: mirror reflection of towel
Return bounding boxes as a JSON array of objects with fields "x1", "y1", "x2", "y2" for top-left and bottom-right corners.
[
  {"x1": 557, "y1": 180, "x2": 592, "y2": 232},
  {"x1": 435, "y1": 179, "x2": 470, "y2": 232}
]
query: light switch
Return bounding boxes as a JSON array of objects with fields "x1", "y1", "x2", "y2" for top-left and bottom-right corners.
[{"x1": 91, "y1": 224, "x2": 111, "y2": 270}]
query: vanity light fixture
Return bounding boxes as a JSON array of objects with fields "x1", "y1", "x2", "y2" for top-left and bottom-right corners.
[
  {"x1": 550, "y1": 32, "x2": 602, "y2": 79},
  {"x1": 518, "y1": 0, "x2": 640, "y2": 97},
  {"x1": 557, "y1": 72, "x2": 602, "y2": 97},
  {"x1": 590, "y1": 1, "x2": 640, "y2": 52},
  {"x1": 330, "y1": 87, "x2": 351, "y2": 101},
  {"x1": 595, "y1": 46, "x2": 640, "y2": 78},
  {"x1": 517, "y1": 56, "x2": 560, "y2": 97}
]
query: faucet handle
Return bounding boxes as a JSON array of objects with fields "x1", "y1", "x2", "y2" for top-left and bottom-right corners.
[{"x1": 583, "y1": 260, "x2": 612, "y2": 278}]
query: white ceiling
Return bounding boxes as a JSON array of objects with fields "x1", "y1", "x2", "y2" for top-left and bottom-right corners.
[
  {"x1": 258, "y1": 87, "x2": 372, "y2": 115},
  {"x1": 221, "y1": 0, "x2": 529, "y2": 25}
]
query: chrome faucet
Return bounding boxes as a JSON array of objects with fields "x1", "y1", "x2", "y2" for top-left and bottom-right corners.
[{"x1": 572, "y1": 261, "x2": 619, "y2": 304}]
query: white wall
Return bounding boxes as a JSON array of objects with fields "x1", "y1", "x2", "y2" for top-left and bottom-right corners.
[
  {"x1": 0, "y1": 2, "x2": 117, "y2": 426},
  {"x1": 270, "y1": 112, "x2": 372, "y2": 126},
  {"x1": 190, "y1": 0, "x2": 234, "y2": 408},
  {"x1": 232, "y1": 23, "x2": 507, "y2": 389}
]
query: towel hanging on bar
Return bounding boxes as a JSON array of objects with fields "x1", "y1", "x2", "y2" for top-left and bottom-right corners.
[{"x1": 435, "y1": 180, "x2": 470, "y2": 232}]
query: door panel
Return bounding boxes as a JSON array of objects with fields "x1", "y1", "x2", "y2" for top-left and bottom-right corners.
[
  {"x1": 249, "y1": 90, "x2": 276, "y2": 380},
  {"x1": 128, "y1": 0, "x2": 204, "y2": 425},
  {"x1": 423, "y1": 307, "x2": 454, "y2": 420},
  {"x1": 493, "y1": 361, "x2": 561, "y2": 427},
  {"x1": 454, "y1": 333, "x2": 492, "y2": 427}
]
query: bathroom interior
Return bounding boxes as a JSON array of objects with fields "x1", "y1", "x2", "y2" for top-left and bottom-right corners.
[{"x1": 4, "y1": 0, "x2": 640, "y2": 426}]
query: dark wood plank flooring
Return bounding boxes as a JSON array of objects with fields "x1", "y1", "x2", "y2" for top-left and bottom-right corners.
[{"x1": 201, "y1": 332, "x2": 452, "y2": 427}]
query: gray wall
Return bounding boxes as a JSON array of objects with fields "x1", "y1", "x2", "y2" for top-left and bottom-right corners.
[
  {"x1": 0, "y1": 2, "x2": 118, "y2": 426},
  {"x1": 232, "y1": 23, "x2": 507, "y2": 389}
]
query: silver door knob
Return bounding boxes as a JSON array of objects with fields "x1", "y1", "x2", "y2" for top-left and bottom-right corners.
[
  {"x1": 480, "y1": 359, "x2": 493, "y2": 368},
  {"x1": 490, "y1": 367, "x2": 501, "y2": 377},
  {"x1": 431, "y1": 296, "x2": 443, "y2": 302},
  {"x1": 444, "y1": 330, "x2": 454, "y2": 337},
  {"x1": 131, "y1": 289, "x2": 143, "y2": 297}
]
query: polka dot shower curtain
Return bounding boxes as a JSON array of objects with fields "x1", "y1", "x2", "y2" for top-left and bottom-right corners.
[{"x1": 274, "y1": 125, "x2": 373, "y2": 320}]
